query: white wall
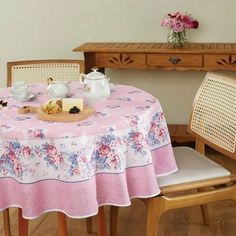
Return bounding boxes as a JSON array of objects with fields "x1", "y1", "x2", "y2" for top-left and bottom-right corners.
[{"x1": 1, "y1": 0, "x2": 236, "y2": 123}]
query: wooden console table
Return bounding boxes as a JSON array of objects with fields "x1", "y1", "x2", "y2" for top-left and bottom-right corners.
[{"x1": 73, "y1": 42, "x2": 236, "y2": 143}]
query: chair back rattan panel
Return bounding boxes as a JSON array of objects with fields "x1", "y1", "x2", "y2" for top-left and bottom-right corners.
[
  {"x1": 7, "y1": 60, "x2": 84, "y2": 86},
  {"x1": 189, "y1": 73, "x2": 236, "y2": 159}
]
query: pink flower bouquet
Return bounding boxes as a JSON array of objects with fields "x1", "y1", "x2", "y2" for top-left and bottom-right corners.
[{"x1": 161, "y1": 12, "x2": 199, "y2": 47}]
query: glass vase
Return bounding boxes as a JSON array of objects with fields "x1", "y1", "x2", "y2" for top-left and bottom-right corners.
[{"x1": 167, "y1": 29, "x2": 187, "y2": 48}]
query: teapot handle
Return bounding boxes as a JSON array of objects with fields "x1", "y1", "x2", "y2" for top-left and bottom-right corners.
[
  {"x1": 79, "y1": 73, "x2": 86, "y2": 84},
  {"x1": 47, "y1": 77, "x2": 54, "y2": 85},
  {"x1": 104, "y1": 76, "x2": 110, "y2": 85}
]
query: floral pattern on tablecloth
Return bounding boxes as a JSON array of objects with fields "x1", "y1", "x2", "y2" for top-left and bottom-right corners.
[{"x1": 0, "y1": 83, "x2": 171, "y2": 183}]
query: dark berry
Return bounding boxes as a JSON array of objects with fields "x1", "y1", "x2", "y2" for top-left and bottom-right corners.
[
  {"x1": 69, "y1": 106, "x2": 80, "y2": 114},
  {"x1": 2, "y1": 102, "x2": 7, "y2": 107},
  {"x1": 72, "y1": 106, "x2": 80, "y2": 111}
]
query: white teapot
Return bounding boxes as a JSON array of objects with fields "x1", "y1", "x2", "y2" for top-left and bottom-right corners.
[
  {"x1": 47, "y1": 78, "x2": 70, "y2": 98},
  {"x1": 79, "y1": 68, "x2": 110, "y2": 103}
]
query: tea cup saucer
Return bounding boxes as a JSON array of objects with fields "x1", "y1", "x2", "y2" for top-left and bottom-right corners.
[{"x1": 11, "y1": 92, "x2": 36, "y2": 102}]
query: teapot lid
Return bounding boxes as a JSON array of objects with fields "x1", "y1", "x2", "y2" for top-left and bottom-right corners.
[{"x1": 86, "y1": 67, "x2": 106, "y2": 80}]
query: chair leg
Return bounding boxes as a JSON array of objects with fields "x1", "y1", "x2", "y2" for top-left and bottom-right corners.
[
  {"x1": 110, "y1": 206, "x2": 119, "y2": 236},
  {"x1": 200, "y1": 204, "x2": 210, "y2": 226},
  {"x1": 96, "y1": 206, "x2": 107, "y2": 236},
  {"x1": 233, "y1": 186, "x2": 236, "y2": 202},
  {"x1": 196, "y1": 140, "x2": 210, "y2": 226},
  {"x1": 18, "y1": 208, "x2": 29, "y2": 236},
  {"x1": 57, "y1": 212, "x2": 67, "y2": 236},
  {"x1": 86, "y1": 217, "x2": 93, "y2": 234},
  {"x1": 3, "y1": 209, "x2": 11, "y2": 236},
  {"x1": 146, "y1": 197, "x2": 165, "y2": 236},
  {"x1": 197, "y1": 188, "x2": 210, "y2": 226}
]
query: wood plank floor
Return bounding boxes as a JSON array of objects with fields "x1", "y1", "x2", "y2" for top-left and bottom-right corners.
[{"x1": 1, "y1": 148, "x2": 236, "y2": 236}]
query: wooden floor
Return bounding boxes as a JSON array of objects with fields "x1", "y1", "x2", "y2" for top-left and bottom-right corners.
[{"x1": 1, "y1": 148, "x2": 236, "y2": 236}]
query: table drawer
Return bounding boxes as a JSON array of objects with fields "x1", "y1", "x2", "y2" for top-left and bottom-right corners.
[
  {"x1": 147, "y1": 54, "x2": 203, "y2": 67},
  {"x1": 95, "y1": 53, "x2": 146, "y2": 69},
  {"x1": 204, "y1": 54, "x2": 236, "y2": 69}
]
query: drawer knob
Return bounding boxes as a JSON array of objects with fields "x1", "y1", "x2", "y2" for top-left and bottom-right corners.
[{"x1": 169, "y1": 57, "x2": 181, "y2": 65}]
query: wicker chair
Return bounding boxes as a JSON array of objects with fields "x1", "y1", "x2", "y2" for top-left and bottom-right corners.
[
  {"x1": 6, "y1": 59, "x2": 106, "y2": 236},
  {"x1": 7, "y1": 59, "x2": 84, "y2": 86},
  {"x1": 110, "y1": 72, "x2": 236, "y2": 236}
]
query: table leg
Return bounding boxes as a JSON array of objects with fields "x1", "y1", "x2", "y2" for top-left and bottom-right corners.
[
  {"x1": 84, "y1": 52, "x2": 96, "y2": 73},
  {"x1": 3, "y1": 209, "x2": 11, "y2": 236},
  {"x1": 84, "y1": 52, "x2": 105, "y2": 74},
  {"x1": 86, "y1": 217, "x2": 93, "y2": 234},
  {"x1": 18, "y1": 209, "x2": 28, "y2": 236},
  {"x1": 57, "y1": 212, "x2": 67, "y2": 236},
  {"x1": 110, "y1": 206, "x2": 119, "y2": 236},
  {"x1": 96, "y1": 206, "x2": 107, "y2": 236}
]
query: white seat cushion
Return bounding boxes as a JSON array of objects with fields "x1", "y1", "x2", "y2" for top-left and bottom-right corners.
[{"x1": 157, "y1": 146, "x2": 231, "y2": 187}]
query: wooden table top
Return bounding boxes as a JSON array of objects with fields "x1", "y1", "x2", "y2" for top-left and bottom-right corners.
[{"x1": 73, "y1": 42, "x2": 236, "y2": 53}]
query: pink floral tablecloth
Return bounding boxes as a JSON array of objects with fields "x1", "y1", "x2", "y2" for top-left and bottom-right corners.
[{"x1": 0, "y1": 82, "x2": 177, "y2": 219}]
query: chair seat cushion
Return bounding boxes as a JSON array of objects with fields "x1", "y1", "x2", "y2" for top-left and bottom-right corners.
[{"x1": 157, "y1": 146, "x2": 231, "y2": 187}]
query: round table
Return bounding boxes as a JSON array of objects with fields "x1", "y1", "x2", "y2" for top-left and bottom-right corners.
[{"x1": 0, "y1": 82, "x2": 177, "y2": 219}]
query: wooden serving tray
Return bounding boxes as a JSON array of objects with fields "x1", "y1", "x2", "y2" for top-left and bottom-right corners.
[{"x1": 18, "y1": 105, "x2": 94, "y2": 122}]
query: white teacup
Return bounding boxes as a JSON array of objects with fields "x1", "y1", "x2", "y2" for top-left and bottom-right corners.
[{"x1": 11, "y1": 81, "x2": 30, "y2": 100}]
